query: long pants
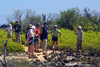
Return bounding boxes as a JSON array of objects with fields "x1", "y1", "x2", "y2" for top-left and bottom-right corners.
[
  {"x1": 15, "y1": 33, "x2": 21, "y2": 43},
  {"x1": 42, "y1": 39, "x2": 47, "y2": 52},
  {"x1": 77, "y1": 39, "x2": 82, "y2": 51}
]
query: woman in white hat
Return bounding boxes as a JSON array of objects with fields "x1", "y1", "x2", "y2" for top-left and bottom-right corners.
[
  {"x1": 7, "y1": 24, "x2": 12, "y2": 38},
  {"x1": 27, "y1": 24, "x2": 37, "y2": 58}
]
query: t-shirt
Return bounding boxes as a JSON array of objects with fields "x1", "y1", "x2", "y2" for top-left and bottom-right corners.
[
  {"x1": 27, "y1": 29, "x2": 34, "y2": 42},
  {"x1": 43, "y1": 27, "x2": 49, "y2": 39},
  {"x1": 35, "y1": 27, "x2": 40, "y2": 38},
  {"x1": 7, "y1": 27, "x2": 12, "y2": 34},
  {"x1": 52, "y1": 29, "x2": 60, "y2": 37},
  {"x1": 13, "y1": 24, "x2": 21, "y2": 33},
  {"x1": 76, "y1": 30, "x2": 84, "y2": 40}
]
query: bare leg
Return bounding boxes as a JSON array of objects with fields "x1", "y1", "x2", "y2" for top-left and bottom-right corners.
[
  {"x1": 52, "y1": 41, "x2": 55, "y2": 51},
  {"x1": 56, "y1": 41, "x2": 60, "y2": 51},
  {"x1": 37, "y1": 40, "x2": 40, "y2": 51},
  {"x1": 34, "y1": 43, "x2": 36, "y2": 51},
  {"x1": 35, "y1": 41, "x2": 38, "y2": 51},
  {"x1": 30, "y1": 45, "x2": 34, "y2": 56},
  {"x1": 28, "y1": 45, "x2": 31, "y2": 58}
]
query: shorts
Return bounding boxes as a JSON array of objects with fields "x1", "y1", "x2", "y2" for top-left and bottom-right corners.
[
  {"x1": 52, "y1": 36, "x2": 58, "y2": 41},
  {"x1": 34, "y1": 36, "x2": 39, "y2": 43},
  {"x1": 29, "y1": 39, "x2": 34, "y2": 45}
]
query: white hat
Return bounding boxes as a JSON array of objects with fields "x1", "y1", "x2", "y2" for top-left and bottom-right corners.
[
  {"x1": 78, "y1": 25, "x2": 82, "y2": 29},
  {"x1": 32, "y1": 25, "x2": 35, "y2": 29},
  {"x1": 54, "y1": 25, "x2": 57, "y2": 27},
  {"x1": 8, "y1": 24, "x2": 12, "y2": 27},
  {"x1": 29, "y1": 24, "x2": 32, "y2": 28}
]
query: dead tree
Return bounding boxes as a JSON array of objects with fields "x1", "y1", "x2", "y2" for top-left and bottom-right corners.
[{"x1": 0, "y1": 40, "x2": 8, "y2": 67}]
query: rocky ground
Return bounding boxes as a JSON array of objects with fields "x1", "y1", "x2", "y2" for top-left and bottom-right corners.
[{"x1": 0, "y1": 47, "x2": 100, "y2": 67}]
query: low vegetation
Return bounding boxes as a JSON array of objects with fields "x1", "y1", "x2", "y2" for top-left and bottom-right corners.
[
  {"x1": 0, "y1": 29, "x2": 24, "y2": 53},
  {"x1": 0, "y1": 28, "x2": 100, "y2": 53}
]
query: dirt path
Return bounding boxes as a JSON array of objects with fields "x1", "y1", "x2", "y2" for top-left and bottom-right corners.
[
  {"x1": 4, "y1": 46, "x2": 54, "y2": 62},
  {"x1": 24, "y1": 46, "x2": 53, "y2": 62},
  {"x1": 1, "y1": 46, "x2": 100, "y2": 67}
]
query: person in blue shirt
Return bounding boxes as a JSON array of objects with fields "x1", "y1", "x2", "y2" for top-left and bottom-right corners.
[
  {"x1": 13, "y1": 21, "x2": 22, "y2": 43},
  {"x1": 42, "y1": 23, "x2": 49, "y2": 55}
]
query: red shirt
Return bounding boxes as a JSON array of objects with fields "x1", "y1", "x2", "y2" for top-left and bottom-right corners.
[{"x1": 35, "y1": 27, "x2": 40, "y2": 38}]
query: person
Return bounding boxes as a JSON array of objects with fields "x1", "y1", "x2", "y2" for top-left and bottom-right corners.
[
  {"x1": 27, "y1": 24, "x2": 36, "y2": 58},
  {"x1": 40, "y1": 25, "x2": 44, "y2": 42},
  {"x1": 74, "y1": 25, "x2": 84, "y2": 54},
  {"x1": 42, "y1": 23, "x2": 49, "y2": 55},
  {"x1": 39, "y1": 25, "x2": 44, "y2": 48},
  {"x1": 51, "y1": 25, "x2": 61, "y2": 51},
  {"x1": 7, "y1": 24, "x2": 12, "y2": 38},
  {"x1": 13, "y1": 21, "x2": 22, "y2": 43},
  {"x1": 34, "y1": 23, "x2": 40, "y2": 52}
]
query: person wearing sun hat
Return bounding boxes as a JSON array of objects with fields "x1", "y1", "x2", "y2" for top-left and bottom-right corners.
[
  {"x1": 51, "y1": 25, "x2": 61, "y2": 51},
  {"x1": 7, "y1": 24, "x2": 12, "y2": 38},
  {"x1": 74, "y1": 25, "x2": 84, "y2": 54},
  {"x1": 27, "y1": 24, "x2": 37, "y2": 58}
]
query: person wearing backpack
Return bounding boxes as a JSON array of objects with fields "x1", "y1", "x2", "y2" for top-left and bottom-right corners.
[
  {"x1": 42, "y1": 23, "x2": 49, "y2": 55},
  {"x1": 27, "y1": 24, "x2": 36, "y2": 58},
  {"x1": 40, "y1": 25, "x2": 44, "y2": 42}
]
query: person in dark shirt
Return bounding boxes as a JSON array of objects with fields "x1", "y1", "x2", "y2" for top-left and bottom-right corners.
[
  {"x1": 13, "y1": 21, "x2": 22, "y2": 43},
  {"x1": 42, "y1": 23, "x2": 49, "y2": 55}
]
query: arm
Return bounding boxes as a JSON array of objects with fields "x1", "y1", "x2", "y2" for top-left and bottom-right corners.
[
  {"x1": 80, "y1": 31, "x2": 83, "y2": 41},
  {"x1": 74, "y1": 30, "x2": 77, "y2": 35},
  {"x1": 59, "y1": 32, "x2": 61, "y2": 37},
  {"x1": 35, "y1": 28, "x2": 39, "y2": 36}
]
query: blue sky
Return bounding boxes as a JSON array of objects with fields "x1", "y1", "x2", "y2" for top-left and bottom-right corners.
[{"x1": 0, "y1": 0, "x2": 100, "y2": 25}]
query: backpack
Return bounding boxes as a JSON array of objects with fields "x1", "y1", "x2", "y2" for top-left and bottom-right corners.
[
  {"x1": 40, "y1": 27, "x2": 43, "y2": 35},
  {"x1": 25, "y1": 27, "x2": 30, "y2": 39},
  {"x1": 25, "y1": 31, "x2": 28, "y2": 39}
]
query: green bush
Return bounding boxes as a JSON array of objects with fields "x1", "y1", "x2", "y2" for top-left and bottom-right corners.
[
  {"x1": 47, "y1": 29, "x2": 100, "y2": 52},
  {"x1": 0, "y1": 29, "x2": 24, "y2": 53},
  {"x1": 0, "y1": 28, "x2": 100, "y2": 53}
]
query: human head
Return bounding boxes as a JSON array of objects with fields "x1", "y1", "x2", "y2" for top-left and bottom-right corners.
[
  {"x1": 54, "y1": 25, "x2": 57, "y2": 30},
  {"x1": 43, "y1": 23, "x2": 47, "y2": 28},
  {"x1": 32, "y1": 25, "x2": 35, "y2": 30},
  {"x1": 29, "y1": 24, "x2": 33, "y2": 29},
  {"x1": 15, "y1": 21, "x2": 19, "y2": 25},
  {"x1": 8, "y1": 24, "x2": 12, "y2": 27},
  {"x1": 77, "y1": 25, "x2": 82, "y2": 30},
  {"x1": 29, "y1": 24, "x2": 35, "y2": 30},
  {"x1": 36, "y1": 23, "x2": 40, "y2": 27}
]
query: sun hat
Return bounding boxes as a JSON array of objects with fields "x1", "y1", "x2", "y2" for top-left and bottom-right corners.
[
  {"x1": 29, "y1": 24, "x2": 33, "y2": 28},
  {"x1": 8, "y1": 24, "x2": 12, "y2": 27},
  {"x1": 78, "y1": 25, "x2": 82, "y2": 29},
  {"x1": 32, "y1": 25, "x2": 35, "y2": 29},
  {"x1": 54, "y1": 25, "x2": 57, "y2": 27}
]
